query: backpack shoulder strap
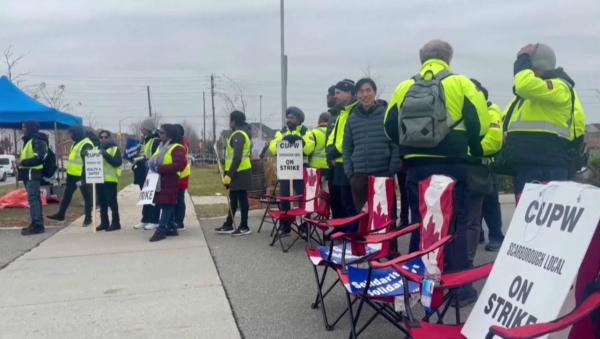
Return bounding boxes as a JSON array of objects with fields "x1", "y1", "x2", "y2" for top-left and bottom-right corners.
[{"x1": 434, "y1": 70, "x2": 453, "y2": 81}]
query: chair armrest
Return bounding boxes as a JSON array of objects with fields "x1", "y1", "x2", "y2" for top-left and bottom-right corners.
[
  {"x1": 343, "y1": 223, "x2": 421, "y2": 244},
  {"x1": 272, "y1": 194, "x2": 303, "y2": 201},
  {"x1": 487, "y1": 290, "x2": 600, "y2": 339},
  {"x1": 371, "y1": 235, "x2": 453, "y2": 269},
  {"x1": 306, "y1": 213, "x2": 368, "y2": 228},
  {"x1": 330, "y1": 220, "x2": 400, "y2": 241}
]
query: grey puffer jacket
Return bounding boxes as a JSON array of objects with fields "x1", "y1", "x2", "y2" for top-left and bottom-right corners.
[{"x1": 342, "y1": 103, "x2": 401, "y2": 178}]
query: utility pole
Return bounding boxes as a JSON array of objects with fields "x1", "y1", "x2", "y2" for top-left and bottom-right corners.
[
  {"x1": 280, "y1": 0, "x2": 287, "y2": 128},
  {"x1": 203, "y1": 91, "x2": 206, "y2": 143},
  {"x1": 259, "y1": 95, "x2": 263, "y2": 140},
  {"x1": 211, "y1": 74, "x2": 216, "y2": 144},
  {"x1": 146, "y1": 86, "x2": 152, "y2": 117}
]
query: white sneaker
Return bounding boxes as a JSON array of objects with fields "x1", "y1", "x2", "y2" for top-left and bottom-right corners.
[
  {"x1": 134, "y1": 222, "x2": 147, "y2": 230},
  {"x1": 144, "y1": 223, "x2": 159, "y2": 230}
]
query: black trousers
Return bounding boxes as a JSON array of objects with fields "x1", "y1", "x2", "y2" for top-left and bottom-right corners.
[
  {"x1": 397, "y1": 170, "x2": 409, "y2": 223},
  {"x1": 328, "y1": 181, "x2": 345, "y2": 219},
  {"x1": 98, "y1": 183, "x2": 119, "y2": 225},
  {"x1": 58, "y1": 174, "x2": 92, "y2": 219},
  {"x1": 226, "y1": 190, "x2": 249, "y2": 229},
  {"x1": 137, "y1": 182, "x2": 160, "y2": 224}
]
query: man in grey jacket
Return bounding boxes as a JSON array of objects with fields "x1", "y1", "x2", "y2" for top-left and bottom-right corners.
[{"x1": 343, "y1": 78, "x2": 401, "y2": 210}]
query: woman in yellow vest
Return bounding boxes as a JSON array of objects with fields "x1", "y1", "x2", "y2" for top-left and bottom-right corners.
[
  {"x1": 95, "y1": 130, "x2": 123, "y2": 232},
  {"x1": 214, "y1": 111, "x2": 252, "y2": 236},
  {"x1": 47, "y1": 125, "x2": 94, "y2": 226},
  {"x1": 147, "y1": 124, "x2": 186, "y2": 242}
]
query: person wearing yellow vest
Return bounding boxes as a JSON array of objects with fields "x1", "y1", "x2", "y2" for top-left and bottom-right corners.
[
  {"x1": 269, "y1": 107, "x2": 315, "y2": 235},
  {"x1": 309, "y1": 112, "x2": 330, "y2": 176},
  {"x1": 173, "y1": 124, "x2": 191, "y2": 231},
  {"x1": 18, "y1": 121, "x2": 49, "y2": 235},
  {"x1": 465, "y1": 79, "x2": 504, "y2": 265},
  {"x1": 133, "y1": 118, "x2": 161, "y2": 230},
  {"x1": 215, "y1": 111, "x2": 253, "y2": 236},
  {"x1": 148, "y1": 124, "x2": 186, "y2": 242},
  {"x1": 326, "y1": 79, "x2": 359, "y2": 233},
  {"x1": 504, "y1": 43, "x2": 586, "y2": 197},
  {"x1": 94, "y1": 130, "x2": 123, "y2": 232},
  {"x1": 48, "y1": 125, "x2": 95, "y2": 227}
]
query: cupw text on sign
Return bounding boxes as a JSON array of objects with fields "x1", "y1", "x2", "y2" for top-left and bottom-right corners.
[
  {"x1": 462, "y1": 182, "x2": 600, "y2": 339},
  {"x1": 84, "y1": 150, "x2": 104, "y2": 184},
  {"x1": 276, "y1": 140, "x2": 303, "y2": 180}
]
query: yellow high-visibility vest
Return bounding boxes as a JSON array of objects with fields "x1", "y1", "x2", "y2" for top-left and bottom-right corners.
[
  {"x1": 67, "y1": 138, "x2": 94, "y2": 176},
  {"x1": 94, "y1": 146, "x2": 121, "y2": 183},
  {"x1": 225, "y1": 130, "x2": 251, "y2": 172},
  {"x1": 309, "y1": 126, "x2": 328, "y2": 169},
  {"x1": 151, "y1": 144, "x2": 184, "y2": 175},
  {"x1": 20, "y1": 140, "x2": 44, "y2": 170}
]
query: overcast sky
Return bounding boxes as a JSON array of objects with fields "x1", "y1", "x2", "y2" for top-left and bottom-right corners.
[{"x1": 2, "y1": 0, "x2": 600, "y2": 135}]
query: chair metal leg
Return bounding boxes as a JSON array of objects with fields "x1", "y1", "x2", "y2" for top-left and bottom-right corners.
[
  {"x1": 345, "y1": 293, "x2": 358, "y2": 339},
  {"x1": 257, "y1": 202, "x2": 271, "y2": 233}
]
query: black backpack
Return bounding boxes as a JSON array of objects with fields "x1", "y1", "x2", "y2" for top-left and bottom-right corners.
[{"x1": 42, "y1": 145, "x2": 57, "y2": 178}]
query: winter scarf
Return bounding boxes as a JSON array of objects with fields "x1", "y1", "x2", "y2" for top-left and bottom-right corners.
[{"x1": 148, "y1": 139, "x2": 172, "y2": 192}]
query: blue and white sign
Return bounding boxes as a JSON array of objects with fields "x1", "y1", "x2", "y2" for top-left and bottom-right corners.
[
  {"x1": 123, "y1": 138, "x2": 140, "y2": 160},
  {"x1": 346, "y1": 266, "x2": 420, "y2": 298}
]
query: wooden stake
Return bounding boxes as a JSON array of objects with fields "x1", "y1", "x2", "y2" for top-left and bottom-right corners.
[{"x1": 92, "y1": 183, "x2": 96, "y2": 233}]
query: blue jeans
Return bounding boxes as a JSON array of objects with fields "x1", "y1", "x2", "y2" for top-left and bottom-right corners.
[
  {"x1": 25, "y1": 180, "x2": 43, "y2": 226},
  {"x1": 158, "y1": 205, "x2": 175, "y2": 232},
  {"x1": 174, "y1": 190, "x2": 186, "y2": 227},
  {"x1": 407, "y1": 164, "x2": 470, "y2": 272},
  {"x1": 515, "y1": 166, "x2": 569, "y2": 196}
]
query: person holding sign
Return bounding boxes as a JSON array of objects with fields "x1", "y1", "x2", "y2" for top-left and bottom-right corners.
[
  {"x1": 269, "y1": 107, "x2": 315, "y2": 234},
  {"x1": 47, "y1": 125, "x2": 94, "y2": 227},
  {"x1": 214, "y1": 111, "x2": 253, "y2": 236},
  {"x1": 132, "y1": 119, "x2": 161, "y2": 230},
  {"x1": 94, "y1": 130, "x2": 123, "y2": 232},
  {"x1": 327, "y1": 79, "x2": 359, "y2": 232},
  {"x1": 18, "y1": 121, "x2": 49, "y2": 236},
  {"x1": 147, "y1": 124, "x2": 186, "y2": 242}
]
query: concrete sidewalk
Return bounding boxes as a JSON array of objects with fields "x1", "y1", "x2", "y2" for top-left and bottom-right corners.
[{"x1": 0, "y1": 185, "x2": 241, "y2": 339}]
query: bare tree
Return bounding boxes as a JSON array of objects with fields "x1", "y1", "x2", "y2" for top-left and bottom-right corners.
[
  {"x1": 216, "y1": 75, "x2": 249, "y2": 120},
  {"x1": 84, "y1": 111, "x2": 100, "y2": 129},
  {"x1": 362, "y1": 61, "x2": 386, "y2": 99},
  {"x1": 1, "y1": 46, "x2": 30, "y2": 86},
  {"x1": 128, "y1": 120, "x2": 143, "y2": 136},
  {"x1": 181, "y1": 120, "x2": 201, "y2": 153},
  {"x1": 33, "y1": 82, "x2": 81, "y2": 113}
]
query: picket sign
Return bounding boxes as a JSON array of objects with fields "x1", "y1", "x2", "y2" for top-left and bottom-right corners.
[
  {"x1": 277, "y1": 140, "x2": 303, "y2": 239},
  {"x1": 137, "y1": 172, "x2": 159, "y2": 206},
  {"x1": 84, "y1": 150, "x2": 104, "y2": 233},
  {"x1": 462, "y1": 181, "x2": 600, "y2": 339}
]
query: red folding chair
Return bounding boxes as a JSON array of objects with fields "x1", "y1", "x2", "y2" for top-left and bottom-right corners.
[
  {"x1": 249, "y1": 180, "x2": 281, "y2": 234},
  {"x1": 366, "y1": 239, "x2": 600, "y2": 339},
  {"x1": 304, "y1": 176, "x2": 395, "y2": 332},
  {"x1": 268, "y1": 168, "x2": 329, "y2": 252}
]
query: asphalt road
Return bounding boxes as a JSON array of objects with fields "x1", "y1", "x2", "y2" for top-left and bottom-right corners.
[
  {"x1": 0, "y1": 228, "x2": 61, "y2": 270},
  {"x1": 0, "y1": 175, "x2": 16, "y2": 187},
  {"x1": 200, "y1": 201, "x2": 517, "y2": 339}
]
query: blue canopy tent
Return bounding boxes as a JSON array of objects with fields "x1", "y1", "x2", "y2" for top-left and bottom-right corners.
[{"x1": 0, "y1": 75, "x2": 82, "y2": 130}]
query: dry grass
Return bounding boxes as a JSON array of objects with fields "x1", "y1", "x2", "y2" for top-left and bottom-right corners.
[
  {"x1": 0, "y1": 170, "x2": 133, "y2": 228},
  {"x1": 187, "y1": 166, "x2": 227, "y2": 196},
  {"x1": 194, "y1": 204, "x2": 229, "y2": 219}
]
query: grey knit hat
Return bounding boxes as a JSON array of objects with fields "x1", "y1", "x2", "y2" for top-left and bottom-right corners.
[
  {"x1": 531, "y1": 44, "x2": 556, "y2": 71},
  {"x1": 140, "y1": 118, "x2": 156, "y2": 132}
]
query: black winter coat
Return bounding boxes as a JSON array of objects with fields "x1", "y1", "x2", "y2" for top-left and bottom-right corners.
[
  {"x1": 19, "y1": 132, "x2": 49, "y2": 182},
  {"x1": 342, "y1": 103, "x2": 401, "y2": 178},
  {"x1": 226, "y1": 124, "x2": 252, "y2": 192}
]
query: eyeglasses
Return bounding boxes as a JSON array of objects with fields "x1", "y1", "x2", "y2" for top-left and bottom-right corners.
[
  {"x1": 158, "y1": 131, "x2": 165, "y2": 135},
  {"x1": 99, "y1": 136, "x2": 109, "y2": 139}
]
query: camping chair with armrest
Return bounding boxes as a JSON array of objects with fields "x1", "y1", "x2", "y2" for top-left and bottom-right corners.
[
  {"x1": 249, "y1": 180, "x2": 280, "y2": 234},
  {"x1": 268, "y1": 168, "x2": 328, "y2": 252},
  {"x1": 304, "y1": 176, "x2": 395, "y2": 332}
]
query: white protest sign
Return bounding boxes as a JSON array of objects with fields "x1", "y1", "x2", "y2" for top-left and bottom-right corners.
[
  {"x1": 84, "y1": 150, "x2": 104, "y2": 184},
  {"x1": 462, "y1": 182, "x2": 600, "y2": 338},
  {"x1": 276, "y1": 140, "x2": 303, "y2": 180},
  {"x1": 137, "y1": 172, "x2": 160, "y2": 206}
]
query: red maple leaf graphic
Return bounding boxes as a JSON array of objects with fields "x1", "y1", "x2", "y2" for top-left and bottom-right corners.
[
  {"x1": 421, "y1": 216, "x2": 440, "y2": 250},
  {"x1": 371, "y1": 202, "x2": 388, "y2": 229},
  {"x1": 307, "y1": 170, "x2": 318, "y2": 187}
]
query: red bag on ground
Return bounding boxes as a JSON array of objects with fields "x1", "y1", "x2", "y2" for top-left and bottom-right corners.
[{"x1": 0, "y1": 189, "x2": 48, "y2": 209}]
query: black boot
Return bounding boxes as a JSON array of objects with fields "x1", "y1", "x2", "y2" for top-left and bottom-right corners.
[
  {"x1": 22, "y1": 224, "x2": 45, "y2": 236},
  {"x1": 165, "y1": 227, "x2": 179, "y2": 237},
  {"x1": 149, "y1": 229, "x2": 166, "y2": 242},
  {"x1": 47, "y1": 214, "x2": 65, "y2": 222},
  {"x1": 106, "y1": 214, "x2": 121, "y2": 232},
  {"x1": 82, "y1": 217, "x2": 92, "y2": 227},
  {"x1": 96, "y1": 214, "x2": 110, "y2": 231}
]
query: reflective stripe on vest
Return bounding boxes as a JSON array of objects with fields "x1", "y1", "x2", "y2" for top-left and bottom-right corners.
[
  {"x1": 20, "y1": 140, "x2": 44, "y2": 170},
  {"x1": 67, "y1": 138, "x2": 93, "y2": 176},
  {"x1": 225, "y1": 130, "x2": 251, "y2": 172},
  {"x1": 94, "y1": 146, "x2": 121, "y2": 183}
]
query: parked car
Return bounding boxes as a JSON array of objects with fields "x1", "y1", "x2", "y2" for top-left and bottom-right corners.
[
  {"x1": 188, "y1": 154, "x2": 197, "y2": 166},
  {"x1": 0, "y1": 155, "x2": 16, "y2": 176},
  {"x1": 0, "y1": 165, "x2": 8, "y2": 181}
]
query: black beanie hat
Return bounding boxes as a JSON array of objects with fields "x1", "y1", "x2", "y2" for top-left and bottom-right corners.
[
  {"x1": 23, "y1": 120, "x2": 40, "y2": 136},
  {"x1": 327, "y1": 85, "x2": 335, "y2": 96},
  {"x1": 286, "y1": 106, "x2": 305, "y2": 124},
  {"x1": 470, "y1": 78, "x2": 489, "y2": 101},
  {"x1": 334, "y1": 79, "x2": 356, "y2": 95}
]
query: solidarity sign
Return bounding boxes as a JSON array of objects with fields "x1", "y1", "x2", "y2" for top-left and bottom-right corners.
[{"x1": 462, "y1": 182, "x2": 600, "y2": 338}]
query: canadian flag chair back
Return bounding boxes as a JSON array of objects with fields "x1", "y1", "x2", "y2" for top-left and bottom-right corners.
[
  {"x1": 419, "y1": 175, "x2": 455, "y2": 274},
  {"x1": 302, "y1": 168, "x2": 320, "y2": 213},
  {"x1": 351, "y1": 176, "x2": 395, "y2": 256}
]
